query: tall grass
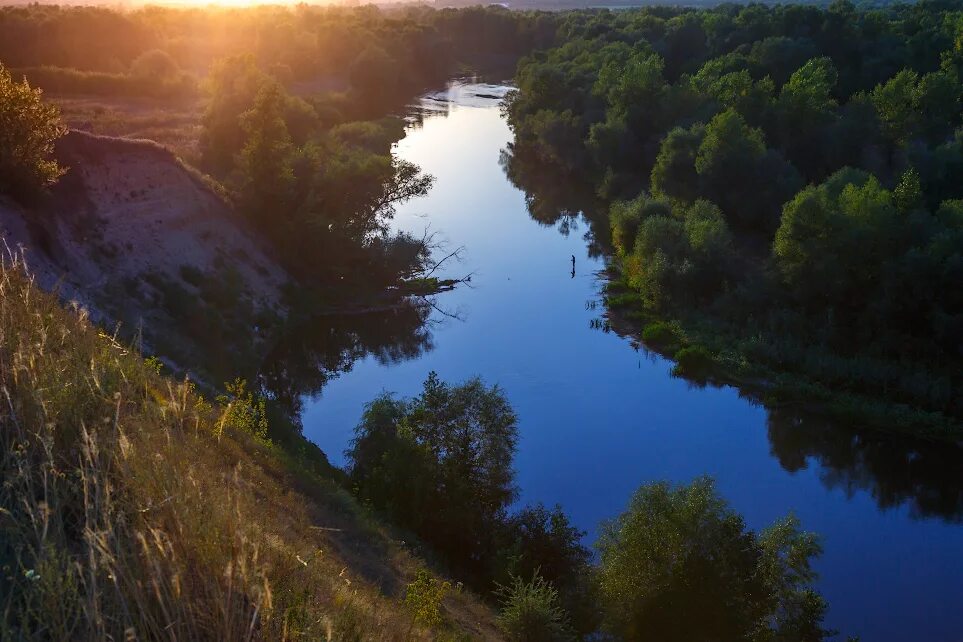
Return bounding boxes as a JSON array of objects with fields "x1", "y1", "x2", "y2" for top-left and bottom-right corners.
[{"x1": 0, "y1": 254, "x2": 482, "y2": 640}]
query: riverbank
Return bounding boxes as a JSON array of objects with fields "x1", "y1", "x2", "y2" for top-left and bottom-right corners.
[
  {"x1": 602, "y1": 276, "x2": 963, "y2": 441},
  {"x1": 0, "y1": 255, "x2": 502, "y2": 640}
]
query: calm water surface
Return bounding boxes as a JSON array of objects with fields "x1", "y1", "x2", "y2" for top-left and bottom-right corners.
[{"x1": 302, "y1": 82, "x2": 963, "y2": 641}]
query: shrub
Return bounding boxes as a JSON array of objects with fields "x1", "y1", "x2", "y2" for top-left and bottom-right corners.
[
  {"x1": 216, "y1": 378, "x2": 269, "y2": 440},
  {"x1": 641, "y1": 321, "x2": 681, "y2": 349},
  {"x1": 496, "y1": 573, "x2": 573, "y2": 642},
  {"x1": 15, "y1": 65, "x2": 197, "y2": 99},
  {"x1": 0, "y1": 62, "x2": 66, "y2": 199},
  {"x1": 130, "y1": 49, "x2": 179, "y2": 79},
  {"x1": 609, "y1": 193, "x2": 672, "y2": 256},
  {"x1": 672, "y1": 345, "x2": 714, "y2": 379},
  {"x1": 404, "y1": 569, "x2": 451, "y2": 629}
]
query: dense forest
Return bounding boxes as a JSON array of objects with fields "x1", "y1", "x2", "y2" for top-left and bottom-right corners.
[
  {"x1": 505, "y1": 0, "x2": 963, "y2": 429},
  {"x1": 4, "y1": 1, "x2": 955, "y2": 640}
]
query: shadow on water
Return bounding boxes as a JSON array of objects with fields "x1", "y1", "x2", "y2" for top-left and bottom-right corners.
[
  {"x1": 766, "y1": 409, "x2": 963, "y2": 523},
  {"x1": 259, "y1": 298, "x2": 435, "y2": 419},
  {"x1": 502, "y1": 134, "x2": 963, "y2": 525}
]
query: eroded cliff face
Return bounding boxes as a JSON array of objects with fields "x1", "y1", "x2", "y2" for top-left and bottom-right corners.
[{"x1": 0, "y1": 130, "x2": 290, "y2": 380}]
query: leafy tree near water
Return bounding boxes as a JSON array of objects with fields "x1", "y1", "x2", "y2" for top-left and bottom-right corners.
[
  {"x1": 0, "y1": 61, "x2": 66, "y2": 200},
  {"x1": 347, "y1": 372, "x2": 519, "y2": 577},
  {"x1": 596, "y1": 477, "x2": 829, "y2": 642}
]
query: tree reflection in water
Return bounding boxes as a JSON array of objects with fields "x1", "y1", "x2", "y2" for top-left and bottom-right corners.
[
  {"x1": 505, "y1": 131, "x2": 963, "y2": 525},
  {"x1": 767, "y1": 409, "x2": 963, "y2": 522},
  {"x1": 258, "y1": 297, "x2": 435, "y2": 421}
]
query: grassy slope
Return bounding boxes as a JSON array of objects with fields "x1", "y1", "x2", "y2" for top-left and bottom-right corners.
[{"x1": 0, "y1": 255, "x2": 500, "y2": 641}]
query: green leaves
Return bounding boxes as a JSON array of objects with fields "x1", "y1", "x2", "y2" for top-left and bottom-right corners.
[
  {"x1": 347, "y1": 373, "x2": 518, "y2": 576},
  {"x1": 404, "y1": 569, "x2": 451, "y2": 629},
  {"x1": 496, "y1": 573, "x2": 574, "y2": 642},
  {"x1": 596, "y1": 477, "x2": 828, "y2": 642},
  {"x1": 0, "y1": 62, "x2": 67, "y2": 200}
]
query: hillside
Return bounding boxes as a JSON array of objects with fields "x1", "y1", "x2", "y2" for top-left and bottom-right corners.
[
  {"x1": 0, "y1": 252, "x2": 502, "y2": 640},
  {"x1": 0, "y1": 130, "x2": 288, "y2": 380}
]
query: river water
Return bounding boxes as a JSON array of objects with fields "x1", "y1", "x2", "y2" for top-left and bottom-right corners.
[{"x1": 301, "y1": 82, "x2": 963, "y2": 641}]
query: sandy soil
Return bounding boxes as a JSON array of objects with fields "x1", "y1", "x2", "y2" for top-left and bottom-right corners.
[{"x1": 0, "y1": 129, "x2": 288, "y2": 334}]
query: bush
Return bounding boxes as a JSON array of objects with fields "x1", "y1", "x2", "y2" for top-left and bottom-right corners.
[
  {"x1": 404, "y1": 569, "x2": 451, "y2": 629},
  {"x1": 672, "y1": 345, "x2": 714, "y2": 379},
  {"x1": 610, "y1": 193, "x2": 672, "y2": 256},
  {"x1": 641, "y1": 321, "x2": 681, "y2": 349},
  {"x1": 130, "y1": 49, "x2": 179, "y2": 79},
  {"x1": 596, "y1": 477, "x2": 828, "y2": 641},
  {"x1": 496, "y1": 574, "x2": 573, "y2": 642},
  {"x1": 0, "y1": 62, "x2": 66, "y2": 199}
]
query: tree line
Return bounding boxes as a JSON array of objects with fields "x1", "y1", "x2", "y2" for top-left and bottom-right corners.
[
  {"x1": 0, "y1": 4, "x2": 556, "y2": 100},
  {"x1": 506, "y1": 0, "x2": 963, "y2": 424}
]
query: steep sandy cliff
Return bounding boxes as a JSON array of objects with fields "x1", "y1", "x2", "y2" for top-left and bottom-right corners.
[{"x1": 0, "y1": 130, "x2": 289, "y2": 377}]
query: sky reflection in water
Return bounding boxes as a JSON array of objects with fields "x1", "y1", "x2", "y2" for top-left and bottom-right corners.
[{"x1": 301, "y1": 82, "x2": 963, "y2": 642}]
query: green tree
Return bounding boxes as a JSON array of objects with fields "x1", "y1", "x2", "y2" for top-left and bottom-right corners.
[
  {"x1": 696, "y1": 109, "x2": 798, "y2": 232},
  {"x1": 596, "y1": 477, "x2": 828, "y2": 642},
  {"x1": 496, "y1": 573, "x2": 574, "y2": 642},
  {"x1": 774, "y1": 168, "x2": 900, "y2": 307},
  {"x1": 776, "y1": 57, "x2": 838, "y2": 174},
  {"x1": 893, "y1": 167, "x2": 923, "y2": 214},
  {"x1": 0, "y1": 62, "x2": 67, "y2": 199},
  {"x1": 916, "y1": 70, "x2": 960, "y2": 144},
  {"x1": 237, "y1": 82, "x2": 295, "y2": 231},
  {"x1": 871, "y1": 69, "x2": 921, "y2": 151},
  {"x1": 610, "y1": 193, "x2": 672, "y2": 256},
  {"x1": 201, "y1": 54, "x2": 270, "y2": 172},
  {"x1": 651, "y1": 124, "x2": 705, "y2": 204},
  {"x1": 347, "y1": 372, "x2": 518, "y2": 577},
  {"x1": 696, "y1": 109, "x2": 766, "y2": 196},
  {"x1": 350, "y1": 45, "x2": 400, "y2": 103}
]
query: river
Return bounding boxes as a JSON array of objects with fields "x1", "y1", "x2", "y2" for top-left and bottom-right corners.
[{"x1": 300, "y1": 82, "x2": 963, "y2": 641}]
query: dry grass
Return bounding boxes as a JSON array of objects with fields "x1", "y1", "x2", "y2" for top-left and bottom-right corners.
[
  {"x1": 52, "y1": 94, "x2": 204, "y2": 166},
  {"x1": 0, "y1": 254, "x2": 500, "y2": 641}
]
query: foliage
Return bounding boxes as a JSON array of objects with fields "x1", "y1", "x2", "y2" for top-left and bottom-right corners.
[
  {"x1": 130, "y1": 49, "x2": 179, "y2": 79},
  {"x1": 347, "y1": 374, "x2": 598, "y2": 633},
  {"x1": 595, "y1": 477, "x2": 829, "y2": 642},
  {"x1": 505, "y1": 1, "x2": 963, "y2": 421},
  {"x1": 405, "y1": 569, "x2": 452, "y2": 629},
  {"x1": 641, "y1": 321, "x2": 681, "y2": 349},
  {"x1": 347, "y1": 372, "x2": 518, "y2": 578},
  {"x1": 237, "y1": 82, "x2": 295, "y2": 228},
  {"x1": 0, "y1": 61, "x2": 66, "y2": 199},
  {"x1": 496, "y1": 573, "x2": 573, "y2": 642},
  {"x1": 672, "y1": 345, "x2": 715, "y2": 379},
  {"x1": 216, "y1": 378, "x2": 269, "y2": 441}
]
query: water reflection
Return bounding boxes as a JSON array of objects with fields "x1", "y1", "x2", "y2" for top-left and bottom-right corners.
[
  {"x1": 259, "y1": 299, "x2": 434, "y2": 418},
  {"x1": 503, "y1": 124, "x2": 963, "y2": 525},
  {"x1": 767, "y1": 410, "x2": 963, "y2": 522}
]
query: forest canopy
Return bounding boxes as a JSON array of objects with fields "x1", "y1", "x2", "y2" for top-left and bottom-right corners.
[{"x1": 505, "y1": 0, "x2": 963, "y2": 424}]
